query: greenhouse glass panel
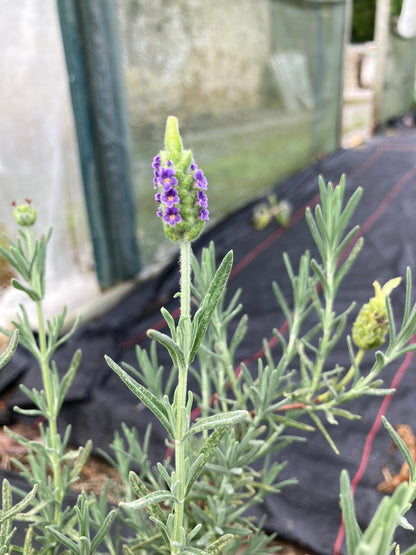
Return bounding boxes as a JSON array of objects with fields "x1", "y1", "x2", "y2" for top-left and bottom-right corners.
[
  {"x1": 115, "y1": 0, "x2": 347, "y2": 268},
  {"x1": 0, "y1": 0, "x2": 95, "y2": 327}
]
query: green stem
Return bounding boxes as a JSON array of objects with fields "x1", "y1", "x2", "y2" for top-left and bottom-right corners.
[
  {"x1": 180, "y1": 240, "x2": 191, "y2": 323},
  {"x1": 336, "y1": 348, "x2": 365, "y2": 392},
  {"x1": 27, "y1": 229, "x2": 61, "y2": 526},
  {"x1": 317, "y1": 348, "x2": 365, "y2": 403},
  {"x1": 312, "y1": 279, "x2": 335, "y2": 393},
  {"x1": 36, "y1": 300, "x2": 62, "y2": 525},
  {"x1": 172, "y1": 240, "x2": 192, "y2": 554}
]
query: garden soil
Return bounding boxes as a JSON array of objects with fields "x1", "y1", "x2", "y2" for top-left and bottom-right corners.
[{"x1": 2, "y1": 118, "x2": 416, "y2": 554}]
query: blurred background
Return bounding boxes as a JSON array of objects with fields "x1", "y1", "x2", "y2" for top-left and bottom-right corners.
[{"x1": 1, "y1": 0, "x2": 415, "y2": 327}]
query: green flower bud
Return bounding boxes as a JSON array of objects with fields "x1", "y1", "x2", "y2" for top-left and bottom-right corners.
[
  {"x1": 352, "y1": 277, "x2": 401, "y2": 350},
  {"x1": 153, "y1": 116, "x2": 209, "y2": 243},
  {"x1": 12, "y1": 199, "x2": 37, "y2": 227}
]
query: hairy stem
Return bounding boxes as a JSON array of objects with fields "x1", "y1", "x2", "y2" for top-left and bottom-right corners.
[{"x1": 172, "y1": 240, "x2": 192, "y2": 553}]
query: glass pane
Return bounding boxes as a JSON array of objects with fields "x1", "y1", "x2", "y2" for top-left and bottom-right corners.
[
  {"x1": 0, "y1": 0, "x2": 95, "y2": 327},
  {"x1": 116, "y1": 0, "x2": 345, "y2": 268}
]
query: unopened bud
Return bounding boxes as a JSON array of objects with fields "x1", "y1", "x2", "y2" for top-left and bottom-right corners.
[
  {"x1": 12, "y1": 200, "x2": 37, "y2": 227},
  {"x1": 352, "y1": 277, "x2": 401, "y2": 350}
]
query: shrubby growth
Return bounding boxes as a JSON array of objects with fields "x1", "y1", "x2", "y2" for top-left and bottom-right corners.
[{"x1": 1, "y1": 117, "x2": 416, "y2": 554}]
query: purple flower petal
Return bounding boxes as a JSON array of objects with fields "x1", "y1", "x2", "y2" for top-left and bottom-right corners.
[
  {"x1": 197, "y1": 191, "x2": 208, "y2": 208},
  {"x1": 194, "y1": 169, "x2": 207, "y2": 190},
  {"x1": 152, "y1": 154, "x2": 161, "y2": 170},
  {"x1": 159, "y1": 167, "x2": 179, "y2": 189},
  {"x1": 163, "y1": 206, "x2": 182, "y2": 226},
  {"x1": 199, "y1": 208, "x2": 209, "y2": 221},
  {"x1": 161, "y1": 188, "x2": 180, "y2": 207}
]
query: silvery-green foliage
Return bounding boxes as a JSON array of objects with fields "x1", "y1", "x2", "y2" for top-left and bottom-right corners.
[
  {"x1": 0, "y1": 210, "x2": 92, "y2": 553},
  {"x1": 103, "y1": 175, "x2": 416, "y2": 554},
  {"x1": 0, "y1": 478, "x2": 37, "y2": 554},
  {"x1": 4, "y1": 151, "x2": 416, "y2": 552},
  {"x1": 341, "y1": 417, "x2": 416, "y2": 555}
]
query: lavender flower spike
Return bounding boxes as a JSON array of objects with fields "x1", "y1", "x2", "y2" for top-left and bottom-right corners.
[{"x1": 153, "y1": 116, "x2": 209, "y2": 242}]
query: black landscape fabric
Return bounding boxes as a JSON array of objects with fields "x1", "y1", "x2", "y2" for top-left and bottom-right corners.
[{"x1": 3, "y1": 122, "x2": 416, "y2": 554}]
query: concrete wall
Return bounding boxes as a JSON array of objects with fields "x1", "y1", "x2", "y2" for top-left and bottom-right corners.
[{"x1": 116, "y1": 0, "x2": 270, "y2": 129}]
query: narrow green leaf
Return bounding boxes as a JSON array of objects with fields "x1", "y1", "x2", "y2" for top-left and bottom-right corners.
[
  {"x1": 161, "y1": 307, "x2": 176, "y2": 339},
  {"x1": 0, "y1": 246, "x2": 29, "y2": 281},
  {"x1": 13, "y1": 407, "x2": 43, "y2": 417},
  {"x1": 382, "y1": 416, "x2": 415, "y2": 482},
  {"x1": 229, "y1": 314, "x2": 248, "y2": 356},
  {"x1": 401, "y1": 266, "x2": 412, "y2": 326},
  {"x1": 305, "y1": 208, "x2": 325, "y2": 260},
  {"x1": 310, "y1": 259, "x2": 328, "y2": 294},
  {"x1": 70, "y1": 440, "x2": 93, "y2": 482},
  {"x1": 189, "y1": 250, "x2": 233, "y2": 364},
  {"x1": 0, "y1": 482, "x2": 37, "y2": 524},
  {"x1": 120, "y1": 489, "x2": 174, "y2": 511},
  {"x1": 10, "y1": 279, "x2": 40, "y2": 302},
  {"x1": 334, "y1": 238, "x2": 364, "y2": 293},
  {"x1": 314, "y1": 204, "x2": 331, "y2": 246},
  {"x1": 22, "y1": 526, "x2": 34, "y2": 555},
  {"x1": 334, "y1": 224, "x2": 360, "y2": 260},
  {"x1": 58, "y1": 349, "x2": 82, "y2": 408},
  {"x1": 105, "y1": 356, "x2": 175, "y2": 438},
  {"x1": 272, "y1": 414, "x2": 315, "y2": 432},
  {"x1": 184, "y1": 410, "x2": 248, "y2": 439},
  {"x1": 128, "y1": 471, "x2": 169, "y2": 545},
  {"x1": 206, "y1": 534, "x2": 235, "y2": 554},
  {"x1": 186, "y1": 427, "x2": 229, "y2": 495},
  {"x1": 364, "y1": 483, "x2": 409, "y2": 554},
  {"x1": 308, "y1": 411, "x2": 339, "y2": 454},
  {"x1": 0, "y1": 329, "x2": 19, "y2": 369},
  {"x1": 339, "y1": 470, "x2": 363, "y2": 554},
  {"x1": 45, "y1": 526, "x2": 77, "y2": 551},
  {"x1": 336, "y1": 185, "x2": 363, "y2": 239},
  {"x1": 272, "y1": 281, "x2": 293, "y2": 324},
  {"x1": 90, "y1": 509, "x2": 117, "y2": 552},
  {"x1": 53, "y1": 314, "x2": 82, "y2": 353},
  {"x1": 398, "y1": 515, "x2": 414, "y2": 531},
  {"x1": 147, "y1": 329, "x2": 185, "y2": 369}
]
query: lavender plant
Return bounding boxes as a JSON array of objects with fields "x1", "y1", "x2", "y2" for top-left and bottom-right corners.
[
  {"x1": 2, "y1": 116, "x2": 416, "y2": 554},
  {"x1": 102, "y1": 117, "x2": 416, "y2": 554},
  {"x1": 0, "y1": 200, "x2": 92, "y2": 553}
]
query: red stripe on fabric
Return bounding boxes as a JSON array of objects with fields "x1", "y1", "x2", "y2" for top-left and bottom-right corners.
[{"x1": 333, "y1": 337, "x2": 416, "y2": 555}]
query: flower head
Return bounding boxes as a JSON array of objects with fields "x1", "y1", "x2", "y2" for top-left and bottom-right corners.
[
  {"x1": 153, "y1": 116, "x2": 209, "y2": 242},
  {"x1": 12, "y1": 199, "x2": 37, "y2": 227},
  {"x1": 352, "y1": 277, "x2": 401, "y2": 350}
]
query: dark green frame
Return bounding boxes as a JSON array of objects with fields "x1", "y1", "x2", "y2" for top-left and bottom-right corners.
[{"x1": 56, "y1": 0, "x2": 140, "y2": 287}]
